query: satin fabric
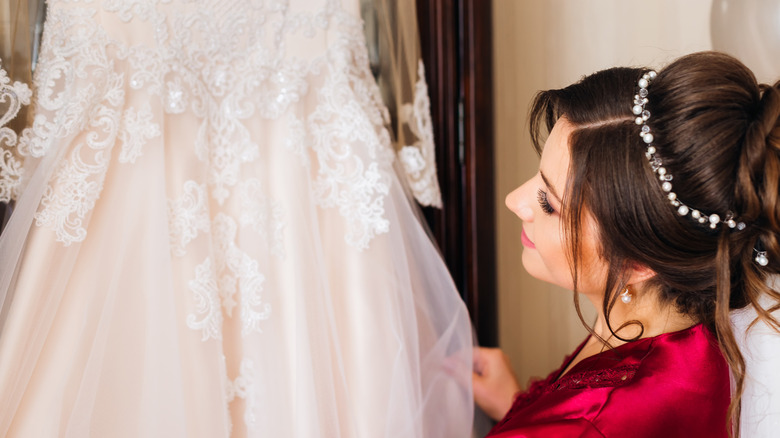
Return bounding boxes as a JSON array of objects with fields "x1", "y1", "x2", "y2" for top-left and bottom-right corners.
[{"x1": 488, "y1": 324, "x2": 730, "y2": 438}]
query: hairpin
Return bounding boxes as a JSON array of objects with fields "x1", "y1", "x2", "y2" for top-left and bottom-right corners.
[{"x1": 632, "y1": 71, "x2": 746, "y2": 231}]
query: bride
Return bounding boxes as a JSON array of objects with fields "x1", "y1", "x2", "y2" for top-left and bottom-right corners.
[{"x1": 474, "y1": 52, "x2": 780, "y2": 437}]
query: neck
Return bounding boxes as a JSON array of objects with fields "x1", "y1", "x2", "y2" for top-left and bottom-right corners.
[{"x1": 585, "y1": 290, "x2": 695, "y2": 346}]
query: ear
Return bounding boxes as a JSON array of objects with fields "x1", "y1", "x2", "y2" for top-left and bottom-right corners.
[{"x1": 625, "y1": 262, "x2": 656, "y2": 286}]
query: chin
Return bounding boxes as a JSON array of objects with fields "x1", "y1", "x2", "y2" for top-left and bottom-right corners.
[
  {"x1": 521, "y1": 250, "x2": 573, "y2": 290},
  {"x1": 521, "y1": 249, "x2": 547, "y2": 282}
]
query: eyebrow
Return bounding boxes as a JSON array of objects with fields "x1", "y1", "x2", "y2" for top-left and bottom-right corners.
[{"x1": 539, "y1": 171, "x2": 562, "y2": 203}]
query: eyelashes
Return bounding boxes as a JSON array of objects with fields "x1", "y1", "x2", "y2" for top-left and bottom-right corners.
[{"x1": 537, "y1": 189, "x2": 556, "y2": 215}]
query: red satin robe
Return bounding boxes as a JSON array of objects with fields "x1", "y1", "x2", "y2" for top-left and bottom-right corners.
[{"x1": 487, "y1": 324, "x2": 730, "y2": 438}]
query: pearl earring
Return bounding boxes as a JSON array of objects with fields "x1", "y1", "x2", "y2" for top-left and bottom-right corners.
[
  {"x1": 755, "y1": 250, "x2": 769, "y2": 267},
  {"x1": 620, "y1": 288, "x2": 632, "y2": 304}
]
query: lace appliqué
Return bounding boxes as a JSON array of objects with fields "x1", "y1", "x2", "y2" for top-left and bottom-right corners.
[
  {"x1": 284, "y1": 115, "x2": 310, "y2": 169},
  {"x1": 0, "y1": 60, "x2": 33, "y2": 202},
  {"x1": 103, "y1": 0, "x2": 171, "y2": 22},
  {"x1": 304, "y1": 23, "x2": 394, "y2": 249},
  {"x1": 238, "y1": 179, "x2": 285, "y2": 258},
  {"x1": 117, "y1": 105, "x2": 161, "y2": 163},
  {"x1": 29, "y1": 7, "x2": 126, "y2": 245},
  {"x1": 499, "y1": 363, "x2": 638, "y2": 428},
  {"x1": 118, "y1": 4, "x2": 313, "y2": 205},
  {"x1": 225, "y1": 358, "x2": 259, "y2": 431},
  {"x1": 398, "y1": 60, "x2": 442, "y2": 208},
  {"x1": 547, "y1": 365, "x2": 638, "y2": 393},
  {"x1": 30, "y1": 1, "x2": 393, "y2": 250},
  {"x1": 168, "y1": 180, "x2": 210, "y2": 257},
  {"x1": 213, "y1": 214, "x2": 271, "y2": 336},
  {"x1": 186, "y1": 257, "x2": 223, "y2": 341}
]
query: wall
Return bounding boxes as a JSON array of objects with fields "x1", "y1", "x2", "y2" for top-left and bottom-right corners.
[{"x1": 492, "y1": 0, "x2": 713, "y2": 386}]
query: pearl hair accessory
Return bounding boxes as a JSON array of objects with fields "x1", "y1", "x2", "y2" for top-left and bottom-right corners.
[
  {"x1": 632, "y1": 71, "x2": 746, "y2": 231},
  {"x1": 620, "y1": 288, "x2": 632, "y2": 304}
]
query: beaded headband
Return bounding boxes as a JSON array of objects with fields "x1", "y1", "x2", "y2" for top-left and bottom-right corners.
[{"x1": 632, "y1": 71, "x2": 746, "y2": 231}]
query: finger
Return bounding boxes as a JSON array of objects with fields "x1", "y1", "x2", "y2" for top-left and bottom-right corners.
[
  {"x1": 472, "y1": 346, "x2": 485, "y2": 368},
  {"x1": 473, "y1": 346, "x2": 499, "y2": 372},
  {"x1": 471, "y1": 372, "x2": 488, "y2": 400}
]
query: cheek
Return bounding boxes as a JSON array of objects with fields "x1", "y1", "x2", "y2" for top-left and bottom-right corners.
[
  {"x1": 523, "y1": 218, "x2": 575, "y2": 289},
  {"x1": 534, "y1": 222, "x2": 560, "y2": 257},
  {"x1": 576, "y1": 244, "x2": 609, "y2": 294},
  {"x1": 575, "y1": 219, "x2": 610, "y2": 292},
  {"x1": 538, "y1": 231, "x2": 573, "y2": 285}
]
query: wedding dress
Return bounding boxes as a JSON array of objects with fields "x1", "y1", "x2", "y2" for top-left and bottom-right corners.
[{"x1": 0, "y1": 1, "x2": 473, "y2": 437}]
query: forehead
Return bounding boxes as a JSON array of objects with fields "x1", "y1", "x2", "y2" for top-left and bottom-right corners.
[{"x1": 539, "y1": 118, "x2": 572, "y2": 192}]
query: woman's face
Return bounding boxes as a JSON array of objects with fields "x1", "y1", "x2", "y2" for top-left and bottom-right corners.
[{"x1": 505, "y1": 118, "x2": 607, "y2": 295}]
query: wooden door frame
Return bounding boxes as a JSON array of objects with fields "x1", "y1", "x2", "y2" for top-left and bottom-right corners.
[{"x1": 417, "y1": 0, "x2": 496, "y2": 346}]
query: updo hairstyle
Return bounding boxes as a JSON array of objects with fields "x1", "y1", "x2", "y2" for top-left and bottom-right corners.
[{"x1": 528, "y1": 51, "x2": 780, "y2": 435}]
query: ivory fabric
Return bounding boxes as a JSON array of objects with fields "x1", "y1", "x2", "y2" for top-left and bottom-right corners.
[{"x1": 0, "y1": 1, "x2": 473, "y2": 437}]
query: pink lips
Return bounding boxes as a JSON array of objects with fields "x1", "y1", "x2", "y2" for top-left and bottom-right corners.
[{"x1": 521, "y1": 228, "x2": 536, "y2": 249}]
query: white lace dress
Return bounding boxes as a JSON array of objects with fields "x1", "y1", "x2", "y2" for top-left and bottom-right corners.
[{"x1": 0, "y1": 1, "x2": 473, "y2": 436}]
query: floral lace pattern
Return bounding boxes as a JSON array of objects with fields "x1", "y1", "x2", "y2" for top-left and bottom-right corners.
[
  {"x1": 398, "y1": 61, "x2": 442, "y2": 208},
  {"x1": 168, "y1": 180, "x2": 210, "y2": 257},
  {"x1": 186, "y1": 256, "x2": 223, "y2": 341},
  {"x1": 117, "y1": 105, "x2": 161, "y2": 163},
  {"x1": 25, "y1": 6, "x2": 132, "y2": 245},
  {"x1": 502, "y1": 357, "x2": 638, "y2": 425},
  {"x1": 103, "y1": 0, "x2": 171, "y2": 22},
  {"x1": 0, "y1": 3, "x2": 467, "y2": 435},
  {"x1": 238, "y1": 179, "x2": 285, "y2": 259},
  {"x1": 24, "y1": 0, "x2": 394, "y2": 250},
  {"x1": 212, "y1": 214, "x2": 271, "y2": 336},
  {"x1": 23, "y1": 0, "x2": 401, "y2": 378},
  {"x1": 225, "y1": 358, "x2": 258, "y2": 431},
  {"x1": 184, "y1": 212, "x2": 276, "y2": 340},
  {"x1": 304, "y1": 32, "x2": 394, "y2": 249},
  {"x1": 547, "y1": 364, "x2": 638, "y2": 393},
  {"x1": 0, "y1": 60, "x2": 33, "y2": 202}
]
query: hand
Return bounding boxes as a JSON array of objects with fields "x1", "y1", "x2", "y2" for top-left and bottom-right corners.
[{"x1": 472, "y1": 347, "x2": 521, "y2": 422}]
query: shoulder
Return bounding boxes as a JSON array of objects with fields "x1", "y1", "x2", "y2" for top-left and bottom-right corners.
[
  {"x1": 490, "y1": 325, "x2": 730, "y2": 438},
  {"x1": 590, "y1": 324, "x2": 730, "y2": 438}
]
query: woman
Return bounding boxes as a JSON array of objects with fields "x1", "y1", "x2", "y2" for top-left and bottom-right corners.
[{"x1": 474, "y1": 52, "x2": 780, "y2": 437}]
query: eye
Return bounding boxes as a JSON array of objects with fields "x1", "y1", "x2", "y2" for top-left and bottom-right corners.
[{"x1": 537, "y1": 189, "x2": 556, "y2": 215}]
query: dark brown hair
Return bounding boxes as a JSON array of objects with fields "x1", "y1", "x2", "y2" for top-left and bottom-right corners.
[{"x1": 528, "y1": 51, "x2": 780, "y2": 436}]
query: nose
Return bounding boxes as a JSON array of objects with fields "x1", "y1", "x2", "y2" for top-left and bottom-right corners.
[{"x1": 505, "y1": 180, "x2": 534, "y2": 222}]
